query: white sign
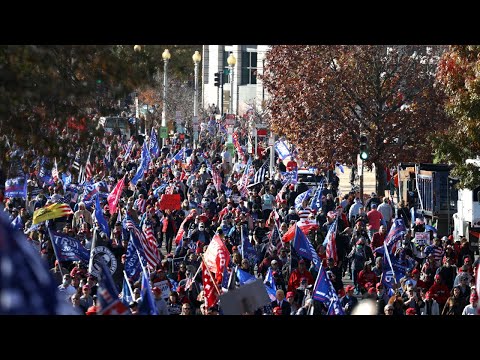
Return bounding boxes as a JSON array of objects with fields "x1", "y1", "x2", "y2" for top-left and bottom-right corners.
[
  {"x1": 414, "y1": 232, "x2": 431, "y2": 246},
  {"x1": 153, "y1": 280, "x2": 171, "y2": 300}
]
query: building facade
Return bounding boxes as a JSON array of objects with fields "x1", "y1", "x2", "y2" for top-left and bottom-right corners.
[{"x1": 201, "y1": 45, "x2": 270, "y2": 116}]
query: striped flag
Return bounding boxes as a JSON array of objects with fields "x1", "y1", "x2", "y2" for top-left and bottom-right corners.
[
  {"x1": 142, "y1": 223, "x2": 161, "y2": 269},
  {"x1": 211, "y1": 166, "x2": 223, "y2": 193},
  {"x1": 85, "y1": 151, "x2": 93, "y2": 181},
  {"x1": 252, "y1": 160, "x2": 268, "y2": 185},
  {"x1": 33, "y1": 203, "x2": 73, "y2": 224},
  {"x1": 52, "y1": 158, "x2": 59, "y2": 181},
  {"x1": 72, "y1": 149, "x2": 81, "y2": 171},
  {"x1": 324, "y1": 217, "x2": 338, "y2": 263}
]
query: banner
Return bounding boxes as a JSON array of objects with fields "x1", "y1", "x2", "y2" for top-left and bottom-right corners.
[
  {"x1": 5, "y1": 175, "x2": 27, "y2": 199},
  {"x1": 274, "y1": 140, "x2": 291, "y2": 161},
  {"x1": 48, "y1": 229, "x2": 90, "y2": 263},
  {"x1": 33, "y1": 203, "x2": 73, "y2": 224},
  {"x1": 159, "y1": 193, "x2": 181, "y2": 211}
]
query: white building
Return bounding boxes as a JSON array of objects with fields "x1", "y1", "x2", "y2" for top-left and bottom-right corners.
[{"x1": 201, "y1": 45, "x2": 270, "y2": 116}]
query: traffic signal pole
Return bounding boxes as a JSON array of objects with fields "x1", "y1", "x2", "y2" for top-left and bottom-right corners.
[
  {"x1": 220, "y1": 72, "x2": 224, "y2": 116},
  {"x1": 360, "y1": 159, "x2": 364, "y2": 203}
]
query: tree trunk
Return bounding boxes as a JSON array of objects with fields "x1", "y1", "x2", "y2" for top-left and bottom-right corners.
[{"x1": 375, "y1": 163, "x2": 387, "y2": 197}]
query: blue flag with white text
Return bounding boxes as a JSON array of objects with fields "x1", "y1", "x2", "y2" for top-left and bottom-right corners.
[
  {"x1": 292, "y1": 224, "x2": 321, "y2": 271},
  {"x1": 312, "y1": 264, "x2": 344, "y2": 315},
  {"x1": 95, "y1": 193, "x2": 111, "y2": 239},
  {"x1": 48, "y1": 229, "x2": 90, "y2": 263}
]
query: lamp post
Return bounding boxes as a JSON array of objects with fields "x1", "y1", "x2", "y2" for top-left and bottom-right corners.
[
  {"x1": 161, "y1": 49, "x2": 171, "y2": 147},
  {"x1": 227, "y1": 52, "x2": 236, "y2": 114},
  {"x1": 192, "y1": 50, "x2": 201, "y2": 149}
]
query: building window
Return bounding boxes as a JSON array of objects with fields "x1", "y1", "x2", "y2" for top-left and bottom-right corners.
[{"x1": 241, "y1": 48, "x2": 257, "y2": 85}]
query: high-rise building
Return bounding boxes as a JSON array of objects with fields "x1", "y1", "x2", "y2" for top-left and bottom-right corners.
[{"x1": 202, "y1": 45, "x2": 270, "y2": 116}]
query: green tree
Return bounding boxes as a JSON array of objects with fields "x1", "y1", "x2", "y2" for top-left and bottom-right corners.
[
  {"x1": 261, "y1": 45, "x2": 451, "y2": 194},
  {"x1": 434, "y1": 45, "x2": 480, "y2": 189},
  {"x1": 0, "y1": 45, "x2": 200, "y2": 177}
]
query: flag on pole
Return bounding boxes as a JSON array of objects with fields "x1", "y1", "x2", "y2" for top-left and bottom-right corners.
[
  {"x1": 52, "y1": 158, "x2": 59, "y2": 181},
  {"x1": 96, "y1": 259, "x2": 130, "y2": 315},
  {"x1": 138, "y1": 264, "x2": 158, "y2": 315},
  {"x1": 203, "y1": 234, "x2": 231, "y2": 282},
  {"x1": 373, "y1": 218, "x2": 406, "y2": 255},
  {"x1": 33, "y1": 203, "x2": 73, "y2": 224},
  {"x1": 149, "y1": 128, "x2": 159, "y2": 158},
  {"x1": 324, "y1": 217, "x2": 338, "y2": 264},
  {"x1": 312, "y1": 264, "x2": 344, "y2": 315},
  {"x1": 95, "y1": 193, "x2": 111, "y2": 239},
  {"x1": 85, "y1": 150, "x2": 93, "y2": 181},
  {"x1": 107, "y1": 175, "x2": 126, "y2": 215},
  {"x1": 48, "y1": 228, "x2": 90, "y2": 263},
  {"x1": 252, "y1": 160, "x2": 269, "y2": 185},
  {"x1": 202, "y1": 262, "x2": 218, "y2": 309},
  {"x1": 292, "y1": 224, "x2": 321, "y2": 271},
  {"x1": 72, "y1": 148, "x2": 81, "y2": 171}
]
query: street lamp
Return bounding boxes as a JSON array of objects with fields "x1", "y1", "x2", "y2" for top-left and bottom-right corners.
[
  {"x1": 162, "y1": 49, "x2": 171, "y2": 146},
  {"x1": 227, "y1": 52, "x2": 236, "y2": 114},
  {"x1": 192, "y1": 50, "x2": 201, "y2": 148},
  {"x1": 133, "y1": 45, "x2": 142, "y2": 52}
]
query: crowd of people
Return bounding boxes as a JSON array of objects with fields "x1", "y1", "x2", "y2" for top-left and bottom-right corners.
[{"x1": 1, "y1": 108, "x2": 479, "y2": 315}]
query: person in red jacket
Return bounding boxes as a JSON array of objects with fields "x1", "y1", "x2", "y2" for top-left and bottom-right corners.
[
  {"x1": 428, "y1": 274, "x2": 450, "y2": 310},
  {"x1": 357, "y1": 262, "x2": 378, "y2": 295},
  {"x1": 371, "y1": 225, "x2": 387, "y2": 254},
  {"x1": 287, "y1": 259, "x2": 314, "y2": 292}
]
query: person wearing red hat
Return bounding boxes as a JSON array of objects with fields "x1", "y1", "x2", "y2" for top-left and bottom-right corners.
[
  {"x1": 428, "y1": 274, "x2": 450, "y2": 310},
  {"x1": 285, "y1": 291, "x2": 298, "y2": 315},
  {"x1": 287, "y1": 259, "x2": 314, "y2": 292},
  {"x1": 462, "y1": 291, "x2": 479, "y2": 315},
  {"x1": 85, "y1": 305, "x2": 98, "y2": 315},
  {"x1": 419, "y1": 290, "x2": 440, "y2": 315},
  {"x1": 79, "y1": 284, "x2": 94, "y2": 314},
  {"x1": 340, "y1": 285, "x2": 358, "y2": 315},
  {"x1": 405, "y1": 307, "x2": 416, "y2": 315}
]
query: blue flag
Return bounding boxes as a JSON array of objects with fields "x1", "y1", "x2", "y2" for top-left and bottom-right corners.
[
  {"x1": 221, "y1": 266, "x2": 230, "y2": 291},
  {"x1": 96, "y1": 259, "x2": 130, "y2": 315},
  {"x1": 131, "y1": 142, "x2": 151, "y2": 186},
  {"x1": 138, "y1": 266, "x2": 158, "y2": 315},
  {"x1": 48, "y1": 229, "x2": 90, "y2": 263},
  {"x1": 235, "y1": 268, "x2": 257, "y2": 285},
  {"x1": 170, "y1": 147, "x2": 185, "y2": 164},
  {"x1": 294, "y1": 188, "x2": 312, "y2": 210},
  {"x1": 124, "y1": 236, "x2": 142, "y2": 281},
  {"x1": 335, "y1": 162, "x2": 344, "y2": 174},
  {"x1": 374, "y1": 218, "x2": 406, "y2": 255},
  {"x1": 10, "y1": 215, "x2": 24, "y2": 231},
  {"x1": 5, "y1": 174, "x2": 27, "y2": 199},
  {"x1": 94, "y1": 193, "x2": 111, "y2": 238},
  {"x1": 62, "y1": 172, "x2": 72, "y2": 190},
  {"x1": 274, "y1": 140, "x2": 291, "y2": 160},
  {"x1": 120, "y1": 277, "x2": 133, "y2": 307},
  {"x1": 312, "y1": 264, "x2": 345, "y2": 315},
  {"x1": 149, "y1": 128, "x2": 159, "y2": 158},
  {"x1": 310, "y1": 180, "x2": 325, "y2": 212},
  {"x1": 0, "y1": 212, "x2": 75, "y2": 314},
  {"x1": 239, "y1": 225, "x2": 257, "y2": 266},
  {"x1": 264, "y1": 267, "x2": 277, "y2": 301},
  {"x1": 292, "y1": 224, "x2": 321, "y2": 271}
]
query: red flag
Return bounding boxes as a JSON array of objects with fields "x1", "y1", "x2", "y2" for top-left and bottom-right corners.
[
  {"x1": 282, "y1": 220, "x2": 318, "y2": 242},
  {"x1": 107, "y1": 175, "x2": 126, "y2": 215},
  {"x1": 175, "y1": 209, "x2": 197, "y2": 245},
  {"x1": 202, "y1": 262, "x2": 218, "y2": 308},
  {"x1": 203, "y1": 234, "x2": 230, "y2": 277}
]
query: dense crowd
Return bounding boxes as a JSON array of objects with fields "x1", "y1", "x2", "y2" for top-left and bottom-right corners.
[{"x1": 1, "y1": 109, "x2": 479, "y2": 315}]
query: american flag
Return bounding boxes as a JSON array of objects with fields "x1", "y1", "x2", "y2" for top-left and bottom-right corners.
[
  {"x1": 134, "y1": 197, "x2": 146, "y2": 214},
  {"x1": 125, "y1": 218, "x2": 158, "y2": 270},
  {"x1": 142, "y1": 223, "x2": 161, "y2": 268},
  {"x1": 253, "y1": 160, "x2": 269, "y2": 185},
  {"x1": 51, "y1": 158, "x2": 59, "y2": 181},
  {"x1": 324, "y1": 217, "x2": 338, "y2": 263},
  {"x1": 72, "y1": 149, "x2": 81, "y2": 171},
  {"x1": 211, "y1": 166, "x2": 223, "y2": 193},
  {"x1": 85, "y1": 157, "x2": 93, "y2": 181},
  {"x1": 276, "y1": 180, "x2": 290, "y2": 204}
]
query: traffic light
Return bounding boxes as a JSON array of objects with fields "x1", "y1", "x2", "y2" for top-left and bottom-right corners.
[
  {"x1": 359, "y1": 133, "x2": 369, "y2": 160},
  {"x1": 214, "y1": 72, "x2": 220, "y2": 87}
]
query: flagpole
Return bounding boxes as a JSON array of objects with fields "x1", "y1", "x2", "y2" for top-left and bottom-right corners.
[
  {"x1": 123, "y1": 270, "x2": 134, "y2": 297},
  {"x1": 199, "y1": 254, "x2": 222, "y2": 296},
  {"x1": 88, "y1": 226, "x2": 98, "y2": 274},
  {"x1": 47, "y1": 226, "x2": 64, "y2": 277}
]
